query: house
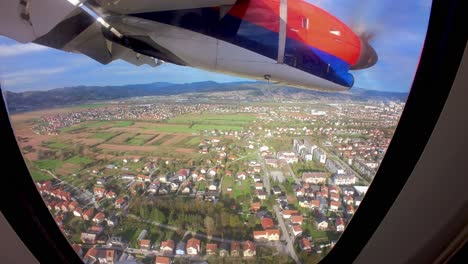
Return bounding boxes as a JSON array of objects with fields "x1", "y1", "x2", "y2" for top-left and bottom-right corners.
[
  {"x1": 186, "y1": 238, "x2": 201, "y2": 255},
  {"x1": 83, "y1": 208, "x2": 95, "y2": 221},
  {"x1": 342, "y1": 186, "x2": 355, "y2": 196},
  {"x1": 73, "y1": 207, "x2": 83, "y2": 217},
  {"x1": 71, "y1": 244, "x2": 83, "y2": 257},
  {"x1": 292, "y1": 224, "x2": 303, "y2": 236},
  {"x1": 206, "y1": 243, "x2": 218, "y2": 255},
  {"x1": 316, "y1": 217, "x2": 329, "y2": 230},
  {"x1": 242, "y1": 240, "x2": 256, "y2": 257},
  {"x1": 155, "y1": 256, "x2": 170, "y2": 264},
  {"x1": 329, "y1": 186, "x2": 339, "y2": 194},
  {"x1": 115, "y1": 197, "x2": 127, "y2": 208},
  {"x1": 208, "y1": 168, "x2": 217, "y2": 177},
  {"x1": 208, "y1": 182, "x2": 218, "y2": 191},
  {"x1": 330, "y1": 193, "x2": 340, "y2": 202},
  {"x1": 291, "y1": 215, "x2": 304, "y2": 225},
  {"x1": 237, "y1": 172, "x2": 246, "y2": 180},
  {"x1": 330, "y1": 201, "x2": 340, "y2": 211},
  {"x1": 336, "y1": 218, "x2": 345, "y2": 232},
  {"x1": 257, "y1": 190, "x2": 267, "y2": 200},
  {"x1": 251, "y1": 202, "x2": 261, "y2": 212},
  {"x1": 253, "y1": 229, "x2": 280, "y2": 241},
  {"x1": 61, "y1": 202, "x2": 69, "y2": 212},
  {"x1": 93, "y1": 187, "x2": 106, "y2": 198},
  {"x1": 343, "y1": 195, "x2": 354, "y2": 205},
  {"x1": 159, "y1": 174, "x2": 168, "y2": 183},
  {"x1": 261, "y1": 218, "x2": 274, "y2": 229},
  {"x1": 181, "y1": 186, "x2": 191, "y2": 194},
  {"x1": 137, "y1": 174, "x2": 151, "y2": 182},
  {"x1": 253, "y1": 175, "x2": 262, "y2": 183},
  {"x1": 299, "y1": 238, "x2": 312, "y2": 251},
  {"x1": 333, "y1": 174, "x2": 356, "y2": 185},
  {"x1": 302, "y1": 172, "x2": 328, "y2": 184},
  {"x1": 230, "y1": 241, "x2": 240, "y2": 256},
  {"x1": 219, "y1": 243, "x2": 230, "y2": 257},
  {"x1": 196, "y1": 174, "x2": 206, "y2": 182},
  {"x1": 160, "y1": 240, "x2": 174, "y2": 255},
  {"x1": 106, "y1": 215, "x2": 118, "y2": 226},
  {"x1": 282, "y1": 210, "x2": 299, "y2": 219},
  {"x1": 92, "y1": 212, "x2": 105, "y2": 224},
  {"x1": 83, "y1": 248, "x2": 115, "y2": 264},
  {"x1": 346, "y1": 204, "x2": 355, "y2": 214},
  {"x1": 321, "y1": 186, "x2": 329, "y2": 198},
  {"x1": 106, "y1": 191, "x2": 116, "y2": 199},
  {"x1": 177, "y1": 169, "x2": 190, "y2": 181},
  {"x1": 80, "y1": 232, "x2": 97, "y2": 244},
  {"x1": 139, "y1": 239, "x2": 151, "y2": 249},
  {"x1": 272, "y1": 186, "x2": 282, "y2": 195},
  {"x1": 176, "y1": 242, "x2": 186, "y2": 255},
  {"x1": 68, "y1": 201, "x2": 79, "y2": 211},
  {"x1": 255, "y1": 182, "x2": 264, "y2": 190}
]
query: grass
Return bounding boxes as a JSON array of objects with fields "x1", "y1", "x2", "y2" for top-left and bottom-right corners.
[
  {"x1": 30, "y1": 170, "x2": 53, "y2": 181},
  {"x1": 90, "y1": 132, "x2": 118, "y2": 140},
  {"x1": 45, "y1": 140, "x2": 70, "y2": 149},
  {"x1": 168, "y1": 113, "x2": 256, "y2": 126},
  {"x1": 66, "y1": 155, "x2": 94, "y2": 166},
  {"x1": 127, "y1": 138, "x2": 147, "y2": 146},
  {"x1": 34, "y1": 160, "x2": 64, "y2": 170},
  {"x1": 114, "y1": 121, "x2": 134, "y2": 127},
  {"x1": 151, "y1": 134, "x2": 174, "y2": 145}
]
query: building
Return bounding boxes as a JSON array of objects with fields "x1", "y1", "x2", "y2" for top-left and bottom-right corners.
[
  {"x1": 206, "y1": 243, "x2": 218, "y2": 255},
  {"x1": 333, "y1": 174, "x2": 356, "y2": 185},
  {"x1": 336, "y1": 218, "x2": 345, "y2": 232},
  {"x1": 230, "y1": 242, "x2": 240, "y2": 256},
  {"x1": 160, "y1": 240, "x2": 174, "y2": 255},
  {"x1": 302, "y1": 172, "x2": 328, "y2": 184},
  {"x1": 242, "y1": 241, "x2": 256, "y2": 257},
  {"x1": 186, "y1": 238, "x2": 201, "y2": 255},
  {"x1": 139, "y1": 239, "x2": 151, "y2": 250},
  {"x1": 155, "y1": 256, "x2": 170, "y2": 264},
  {"x1": 261, "y1": 218, "x2": 274, "y2": 229},
  {"x1": 253, "y1": 229, "x2": 281, "y2": 241}
]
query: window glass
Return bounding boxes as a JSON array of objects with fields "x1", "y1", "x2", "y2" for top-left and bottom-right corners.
[{"x1": 1, "y1": 0, "x2": 431, "y2": 263}]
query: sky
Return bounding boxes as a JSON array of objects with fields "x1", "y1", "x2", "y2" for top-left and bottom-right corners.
[{"x1": 0, "y1": 0, "x2": 431, "y2": 92}]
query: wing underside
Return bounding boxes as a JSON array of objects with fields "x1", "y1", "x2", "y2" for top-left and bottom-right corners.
[{"x1": 0, "y1": 0, "x2": 236, "y2": 67}]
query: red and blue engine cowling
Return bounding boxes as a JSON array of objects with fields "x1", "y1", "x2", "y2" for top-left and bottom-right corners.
[{"x1": 130, "y1": 0, "x2": 363, "y2": 88}]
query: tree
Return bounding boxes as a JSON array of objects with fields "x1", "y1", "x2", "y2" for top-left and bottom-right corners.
[{"x1": 204, "y1": 216, "x2": 216, "y2": 237}]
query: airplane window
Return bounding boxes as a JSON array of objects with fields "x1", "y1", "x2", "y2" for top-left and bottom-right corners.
[{"x1": 0, "y1": 0, "x2": 431, "y2": 263}]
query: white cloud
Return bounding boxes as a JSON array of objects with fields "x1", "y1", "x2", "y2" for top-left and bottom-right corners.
[
  {"x1": 2, "y1": 67, "x2": 66, "y2": 86},
  {"x1": 0, "y1": 43, "x2": 48, "y2": 57}
]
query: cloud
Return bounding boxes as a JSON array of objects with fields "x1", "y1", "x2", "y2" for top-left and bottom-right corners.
[
  {"x1": 0, "y1": 43, "x2": 48, "y2": 57},
  {"x1": 1, "y1": 67, "x2": 67, "y2": 86}
]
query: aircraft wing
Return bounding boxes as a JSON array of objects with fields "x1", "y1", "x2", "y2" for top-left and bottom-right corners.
[{"x1": 0, "y1": 0, "x2": 236, "y2": 67}]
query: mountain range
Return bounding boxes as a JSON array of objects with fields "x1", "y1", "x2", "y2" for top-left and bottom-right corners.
[{"x1": 3, "y1": 81, "x2": 408, "y2": 113}]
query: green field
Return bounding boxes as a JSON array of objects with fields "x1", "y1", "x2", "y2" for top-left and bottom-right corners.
[
  {"x1": 173, "y1": 136, "x2": 201, "y2": 148},
  {"x1": 30, "y1": 170, "x2": 53, "y2": 181},
  {"x1": 90, "y1": 132, "x2": 118, "y2": 140},
  {"x1": 151, "y1": 134, "x2": 174, "y2": 146},
  {"x1": 34, "y1": 159, "x2": 65, "y2": 170},
  {"x1": 66, "y1": 155, "x2": 94, "y2": 166},
  {"x1": 44, "y1": 140, "x2": 70, "y2": 149},
  {"x1": 114, "y1": 121, "x2": 134, "y2": 127},
  {"x1": 168, "y1": 113, "x2": 256, "y2": 126}
]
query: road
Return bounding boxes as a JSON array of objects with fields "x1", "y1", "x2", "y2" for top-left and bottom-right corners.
[
  {"x1": 41, "y1": 169, "x2": 95, "y2": 206},
  {"x1": 257, "y1": 151, "x2": 271, "y2": 196},
  {"x1": 273, "y1": 205, "x2": 300, "y2": 264}
]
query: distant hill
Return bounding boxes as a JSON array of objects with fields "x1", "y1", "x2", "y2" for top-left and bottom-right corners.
[{"x1": 4, "y1": 81, "x2": 408, "y2": 113}]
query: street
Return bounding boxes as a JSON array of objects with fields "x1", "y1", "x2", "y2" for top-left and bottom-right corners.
[{"x1": 273, "y1": 205, "x2": 300, "y2": 264}]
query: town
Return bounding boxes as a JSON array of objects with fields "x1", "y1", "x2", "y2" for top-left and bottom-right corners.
[{"x1": 12, "y1": 94, "x2": 404, "y2": 264}]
